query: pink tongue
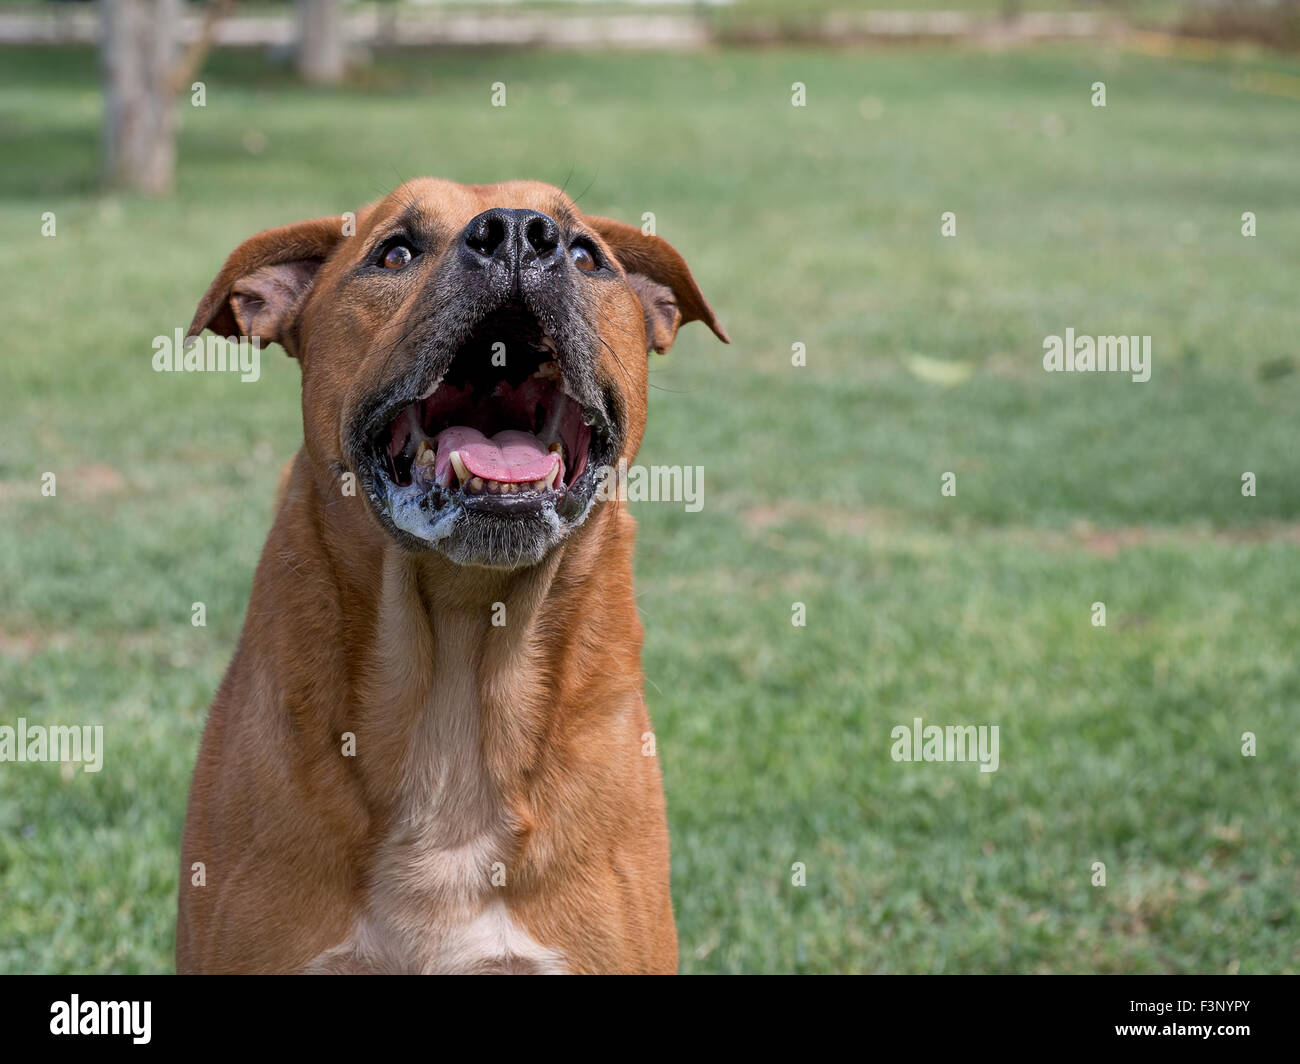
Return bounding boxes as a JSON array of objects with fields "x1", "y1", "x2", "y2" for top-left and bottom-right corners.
[{"x1": 435, "y1": 427, "x2": 557, "y2": 483}]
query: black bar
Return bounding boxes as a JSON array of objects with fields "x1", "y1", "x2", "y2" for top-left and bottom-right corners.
[{"x1": 0, "y1": 974, "x2": 1287, "y2": 1052}]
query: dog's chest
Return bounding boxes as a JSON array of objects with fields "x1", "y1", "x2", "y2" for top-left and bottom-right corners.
[{"x1": 309, "y1": 593, "x2": 565, "y2": 974}]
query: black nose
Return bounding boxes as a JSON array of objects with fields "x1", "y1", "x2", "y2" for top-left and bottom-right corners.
[{"x1": 460, "y1": 208, "x2": 562, "y2": 274}]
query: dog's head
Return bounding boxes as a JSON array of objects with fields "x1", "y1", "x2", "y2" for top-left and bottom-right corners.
[{"x1": 189, "y1": 179, "x2": 727, "y2": 568}]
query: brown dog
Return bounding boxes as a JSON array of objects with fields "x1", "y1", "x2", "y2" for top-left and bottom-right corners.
[{"x1": 175, "y1": 179, "x2": 727, "y2": 974}]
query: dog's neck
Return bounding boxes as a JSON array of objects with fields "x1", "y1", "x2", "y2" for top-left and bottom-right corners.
[{"x1": 274, "y1": 456, "x2": 644, "y2": 828}]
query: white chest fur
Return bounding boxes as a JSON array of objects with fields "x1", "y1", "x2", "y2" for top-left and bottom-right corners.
[{"x1": 306, "y1": 558, "x2": 565, "y2": 975}]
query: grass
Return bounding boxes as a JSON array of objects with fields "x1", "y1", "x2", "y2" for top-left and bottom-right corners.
[{"x1": 1, "y1": 40, "x2": 1298, "y2": 974}]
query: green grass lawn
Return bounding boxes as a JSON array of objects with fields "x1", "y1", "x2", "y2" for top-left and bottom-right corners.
[{"x1": 1, "y1": 41, "x2": 1298, "y2": 974}]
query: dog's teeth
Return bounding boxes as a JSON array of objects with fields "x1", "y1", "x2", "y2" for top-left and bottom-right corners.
[
  {"x1": 416, "y1": 380, "x2": 438, "y2": 401},
  {"x1": 468, "y1": 476, "x2": 484, "y2": 493},
  {"x1": 533, "y1": 479, "x2": 545, "y2": 492},
  {"x1": 548, "y1": 442, "x2": 562, "y2": 456},
  {"x1": 449, "y1": 450, "x2": 470, "y2": 485},
  {"x1": 414, "y1": 440, "x2": 435, "y2": 468},
  {"x1": 486, "y1": 480, "x2": 500, "y2": 494},
  {"x1": 545, "y1": 464, "x2": 559, "y2": 490}
]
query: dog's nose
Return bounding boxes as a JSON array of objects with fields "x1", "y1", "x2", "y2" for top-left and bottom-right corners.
[{"x1": 460, "y1": 208, "x2": 563, "y2": 274}]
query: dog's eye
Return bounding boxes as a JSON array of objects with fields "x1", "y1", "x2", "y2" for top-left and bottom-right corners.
[
  {"x1": 570, "y1": 244, "x2": 597, "y2": 272},
  {"x1": 382, "y1": 244, "x2": 414, "y2": 270}
]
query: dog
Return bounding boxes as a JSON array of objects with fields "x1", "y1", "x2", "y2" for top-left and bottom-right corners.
[{"x1": 175, "y1": 179, "x2": 727, "y2": 974}]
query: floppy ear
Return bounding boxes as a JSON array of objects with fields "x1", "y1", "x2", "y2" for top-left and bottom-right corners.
[
  {"x1": 187, "y1": 217, "x2": 345, "y2": 355},
  {"x1": 585, "y1": 216, "x2": 729, "y2": 354}
]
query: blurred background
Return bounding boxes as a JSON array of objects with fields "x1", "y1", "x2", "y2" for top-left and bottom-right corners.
[{"x1": 1, "y1": 0, "x2": 1297, "y2": 973}]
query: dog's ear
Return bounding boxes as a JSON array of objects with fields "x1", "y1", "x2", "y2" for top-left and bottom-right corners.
[
  {"x1": 187, "y1": 217, "x2": 345, "y2": 355},
  {"x1": 585, "y1": 216, "x2": 729, "y2": 353}
]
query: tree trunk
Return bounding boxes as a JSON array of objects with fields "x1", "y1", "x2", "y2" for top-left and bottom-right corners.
[
  {"x1": 297, "y1": 0, "x2": 345, "y2": 85},
  {"x1": 102, "y1": 0, "x2": 180, "y2": 195}
]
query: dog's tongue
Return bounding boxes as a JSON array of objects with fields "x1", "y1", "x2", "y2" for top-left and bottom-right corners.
[{"x1": 434, "y1": 426, "x2": 557, "y2": 484}]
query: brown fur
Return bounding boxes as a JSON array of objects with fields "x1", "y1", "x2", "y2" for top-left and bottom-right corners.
[{"x1": 175, "y1": 180, "x2": 725, "y2": 974}]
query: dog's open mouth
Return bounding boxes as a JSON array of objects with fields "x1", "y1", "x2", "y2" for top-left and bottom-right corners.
[
  {"x1": 360, "y1": 303, "x2": 617, "y2": 560},
  {"x1": 379, "y1": 306, "x2": 596, "y2": 500}
]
